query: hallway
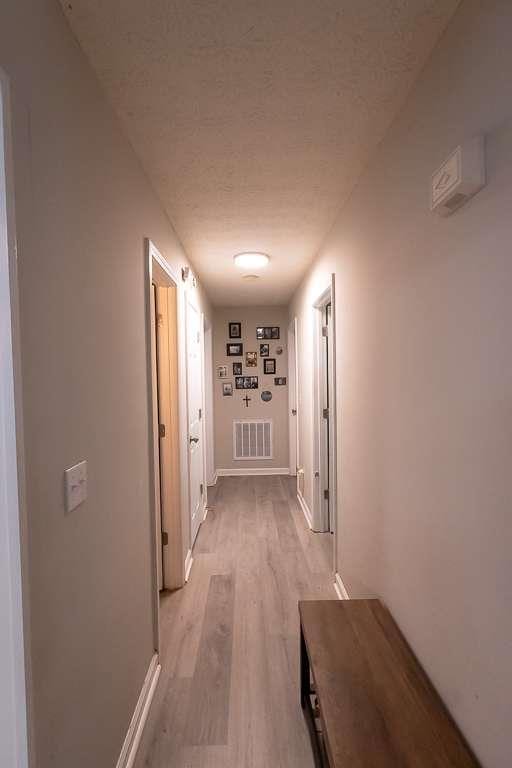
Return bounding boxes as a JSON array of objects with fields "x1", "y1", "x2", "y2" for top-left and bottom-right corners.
[
  {"x1": 135, "y1": 476, "x2": 335, "y2": 768},
  {"x1": 2, "y1": 3, "x2": 512, "y2": 767}
]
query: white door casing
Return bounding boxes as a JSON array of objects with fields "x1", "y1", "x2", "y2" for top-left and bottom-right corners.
[
  {"x1": 312, "y1": 276, "x2": 338, "y2": 558},
  {"x1": 0, "y1": 68, "x2": 30, "y2": 768},
  {"x1": 186, "y1": 296, "x2": 205, "y2": 546}
]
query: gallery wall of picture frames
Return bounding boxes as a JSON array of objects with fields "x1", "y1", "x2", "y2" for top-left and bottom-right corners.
[{"x1": 221, "y1": 321, "x2": 287, "y2": 407}]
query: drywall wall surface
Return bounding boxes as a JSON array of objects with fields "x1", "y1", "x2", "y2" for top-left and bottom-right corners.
[
  {"x1": 0, "y1": 2, "x2": 210, "y2": 767},
  {"x1": 213, "y1": 306, "x2": 289, "y2": 471},
  {"x1": 290, "y1": 2, "x2": 512, "y2": 766}
]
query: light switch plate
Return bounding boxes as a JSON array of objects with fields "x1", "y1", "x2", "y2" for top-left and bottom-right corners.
[{"x1": 65, "y1": 460, "x2": 87, "y2": 513}]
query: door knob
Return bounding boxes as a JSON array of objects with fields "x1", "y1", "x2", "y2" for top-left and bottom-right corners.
[
  {"x1": 291, "y1": 408, "x2": 297, "y2": 415},
  {"x1": 189, "y1": 436, "x2": 199, "y2": 444}
]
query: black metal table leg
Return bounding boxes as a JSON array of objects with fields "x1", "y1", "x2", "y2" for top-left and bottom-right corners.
[{"x1": 300, "y1": 625, "x2": 310, "y2": 709}]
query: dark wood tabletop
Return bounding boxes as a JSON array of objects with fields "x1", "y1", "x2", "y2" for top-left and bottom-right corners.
[{"x1": 299, "y1": 599, "x2": 481, "y2": 768}]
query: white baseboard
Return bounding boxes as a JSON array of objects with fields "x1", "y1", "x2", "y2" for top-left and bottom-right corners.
[
  {"x1": 184, "y1": 549, "x2": 194, "y2": 582},
  {"x1": 297, "y1": 490, "x2": 312, "y2": 529},
  {"x1": 116, "y1": 653, "x2": 160, "y2": 768},
  {"x1": 216, "y1": 467, "x2": 290, "y2": 477},
  {"x1": 334, "y1": 572, "x2": 350, "y2": 601}
]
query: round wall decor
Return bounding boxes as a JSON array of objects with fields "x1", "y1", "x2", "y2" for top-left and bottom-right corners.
[
  {"x1": 261, "y1": 390, "x2": 272, "y2": 402},
  {"x1": 275, "y1": 346, "x2": 283, "y2": 355}
]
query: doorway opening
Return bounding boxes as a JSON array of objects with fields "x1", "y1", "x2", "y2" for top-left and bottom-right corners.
[
  {"x1": 312, "y1": 277, "x2": 338, "y2": 571},
  {"x1": 146, "y1": 240, "x2": 184, "y2": 636}
]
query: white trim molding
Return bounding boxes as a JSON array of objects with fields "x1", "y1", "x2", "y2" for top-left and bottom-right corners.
[
  {"x1": 334, "y1": 572, "x2": 350, "y2": 601},
  {"x1": 184, "y1": 549, "x2": 194, "y2": 582},
  {"x1": 0, "y1": 68, "x2": 30, "y2": 768},
  {"x1": 207, "y1": 471, "x2": 218, "y2": 487},
  {"x1": 297, "y1": 490, "x2": 313, "y2": 529},
  {"x1": 116, "y1": 654, "x2": 161, "y2": 768},
  {"x1": 217, "y1": 467, "x2": 290, "y2": 477}
]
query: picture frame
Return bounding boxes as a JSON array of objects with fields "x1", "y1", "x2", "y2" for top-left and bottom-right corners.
[
  {"x1": 226, "y1": 343, "x2": 243, "y2": 356},
  {"x1": 256, "y1": 326, "x2": 280, "y2": 340},
  {"x1": 229, "y1": 322, "x2": 241, "y2": 339},
  {"x1": 246, "y1": 351, "x2": 257, "y2": 368},
  {"x1": 222, "y1": 382, "x2": 233, "y2": 396},
  {"x1": 217, "y1": 365, "x2": 228, "y2": 379},
  {"x1": 235, "y1": 376, "x2": 259, "y2": 389},
  {"x1": 263, "y1": 358, "x2": 276, "y2": 375},
  {"x1": 274, "y1": 376, "x2": 287, "y2": 386},
  {"x1": 259, "y1": 343, "x2": 269, "y2": 357},
  {"x1": 232, "y1": 362, "x2": 242, "y2": 376}
]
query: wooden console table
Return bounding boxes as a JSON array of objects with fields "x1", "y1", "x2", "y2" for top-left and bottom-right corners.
[{"x1": 299, "y1": 599, "x2": 480, "y2": 768}]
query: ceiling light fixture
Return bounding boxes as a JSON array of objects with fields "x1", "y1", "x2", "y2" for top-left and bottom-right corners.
[{"x1": 234, "y1": 252, "x2": 269, "y2": 270}]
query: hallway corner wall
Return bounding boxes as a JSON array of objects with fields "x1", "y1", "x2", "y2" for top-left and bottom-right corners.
[
  {"x1": 290, "y1": 2, "x2": 512, "y2": 767},
  {"x1": 213, "y1": 306, "x2": 289, "y2": 473},
  {"x1": 1, "y1": 2, "x2": 211, "y2": 767}
]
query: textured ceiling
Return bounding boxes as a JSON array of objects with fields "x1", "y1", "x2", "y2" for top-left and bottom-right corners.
[{"x1": 61, "y1": 0, "x2": 459, "y2": 305}]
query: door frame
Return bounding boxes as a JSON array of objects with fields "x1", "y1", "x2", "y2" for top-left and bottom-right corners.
[
  {"x1": 312, "y1": 276, "x2": 338, "y2": 569},
  {"x1": 0, "y1": 68, "x2": 31, "y2": 768},
  {"x1": 145, "y1": 240, "x2": 186, "y2": 625}
]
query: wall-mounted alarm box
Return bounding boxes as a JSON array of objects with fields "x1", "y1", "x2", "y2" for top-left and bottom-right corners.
[{"x1": 430, "y1": 135, "x2": 485, "y2": 216}]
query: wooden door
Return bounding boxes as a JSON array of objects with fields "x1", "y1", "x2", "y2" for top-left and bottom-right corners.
[{"x1": 154, "y1": 285, "x2": 182, "y2": 589}]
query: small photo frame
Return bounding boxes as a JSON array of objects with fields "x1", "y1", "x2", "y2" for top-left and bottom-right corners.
[
  {"x1": 227, "y1": 343, "x2": 243, "y2": 356},
  {"x1": 264, "y1": 358, "x2": 276, "y2": 375},
  {"x1": 232, "y1": 362, "x2": 242, "y2": 376},
  {"x1": 235, "y1": 376, "x2": 259, "y2": 389},
  {"x1": 222, "y1": 382, "x2": 233, "y2": 396},
  {"x1": 256, "y1": 326, "x2": 280, "y2": 340},
  {"x1": 259, "y1": 343, "x2": 269, "y2": 357},
  {"x1": 246, "y1": 351, "x2": 257, "y2": 368},
  {"x1": 217, "y1": 365, "x2": 228, "y2": 379},
  {"x1": 229, "y1": 322, "x2": 241, "y2": 339},
  {"x1": 274, "y1": 377, "x2": 287, "y2": 386}
]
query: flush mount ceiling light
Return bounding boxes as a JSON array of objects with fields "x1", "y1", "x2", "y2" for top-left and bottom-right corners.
[{"x1": 233, "y1": 252, "x2": 269, "y2": 270}]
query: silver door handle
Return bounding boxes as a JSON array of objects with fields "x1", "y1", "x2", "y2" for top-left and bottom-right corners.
[{"x1": 189, "y1": 436, "x2": 199, "y2": 444}]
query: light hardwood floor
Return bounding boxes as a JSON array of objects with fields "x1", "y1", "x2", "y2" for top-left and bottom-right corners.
[{"x1": 135, "y1": 475, "x2": 336, "y2": 768}]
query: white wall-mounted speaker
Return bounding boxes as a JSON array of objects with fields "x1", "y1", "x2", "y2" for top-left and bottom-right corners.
[{"x1": 430, "y1": 135, "x2": 485, "y2": 216}]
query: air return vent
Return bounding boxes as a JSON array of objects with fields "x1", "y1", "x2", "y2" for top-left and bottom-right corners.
[{"x1": 233, "y1": 420, "x2": 273, "y2": 460}]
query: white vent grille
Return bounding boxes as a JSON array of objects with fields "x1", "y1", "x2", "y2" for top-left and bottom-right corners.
[{"x1": 233, "y1": 420, "x2": 273, "y2": 460}]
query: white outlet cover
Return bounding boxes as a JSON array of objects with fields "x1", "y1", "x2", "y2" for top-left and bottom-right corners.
[{"x1": 65, "y1": 460, "x2": 87, "y2": 513}]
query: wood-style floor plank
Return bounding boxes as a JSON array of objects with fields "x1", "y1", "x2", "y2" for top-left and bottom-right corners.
[
  {"x1": 135, "y1": 476, "x2": 336, "y2": 768},
  {"x1": 184, "y1": 574, "x2": 235, "y2": 746}
]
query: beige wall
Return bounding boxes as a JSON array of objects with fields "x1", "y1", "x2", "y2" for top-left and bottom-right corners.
[
  {"x1": 213, "y1": 306, "x2": 289, "y2": 472},
  {"x1": 1, "y1": 2, "x2": 210, "y2": 767},
  {"x1": 291, "y1": 2, "x2": 512, "y2": 767}
]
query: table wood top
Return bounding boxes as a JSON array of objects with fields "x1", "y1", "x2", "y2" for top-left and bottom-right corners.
[{"x1": 299, "y1": 599, "x2": 480, "y2": 768}]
